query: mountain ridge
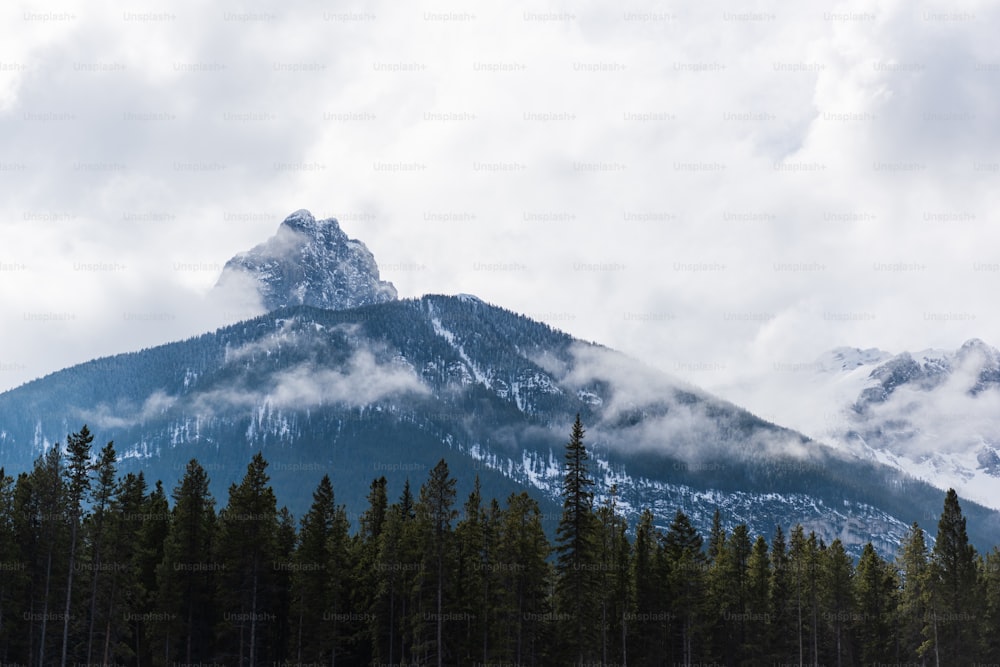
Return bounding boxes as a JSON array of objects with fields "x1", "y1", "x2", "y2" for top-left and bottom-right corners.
[{"x1": 1, "y1": 296, "x2": 996, "y2": 556}]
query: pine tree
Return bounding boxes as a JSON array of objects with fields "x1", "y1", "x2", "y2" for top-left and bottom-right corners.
[
  {"x1": 291, "y1": 474, "x2": 349, "y2": 664},
  {"x1": 854, "y1": 542, "x2": 898, "y2": 664},
  {"x1": 216, "y1": 452, "x2": 280, "y2": 666},
  {"x1": 632, "y1": 508, "x2": 666, "y2": 663},
  {"x1": 496, "y1": 491, "x2": 551, "y2": 665},
  {"x1": 61, "y1": 425, "x2": 95, "y2": 667},
  {"x1": 820, "y1": 538, "x2": 855, "y2": 667},
  {"x1": 374, "y1": 480, "x2": 420, "y2": 665},
  {"x1": 453, "y1": 478, "x2": 483, "y2": 663},
  {"x1": 663, "y1": 509, "x2": 707, "y2": 664},
  {"x1": 134, "y1": 477, "x2": 168, "y2": 666},
  {"x1": 768, "y1": 525, "x2": 796, "y2": 664},
  {"x1": 351, "y1": 476, "x2": 387, "y2": 664},
  {"x1": 29, "y1": 447, "x2": 66, "y2": 667},
  {"x1": 455, "y1": 477, "x2": 499, "y2": 665},
  {"x1": 414, "y1": 459, "x2": 458, "y2": 667},
  {"x1": 788, "y1": 526, "x2": 823, "y2": 666},
  {"x1": 725, "y1": 523, "x2": 753, "y2": 661},
  {"x1": 554, "y1": 415, "x2": 600, "y2": 665},
  {"x1": 981, "y1": 546, "x2": 1000, "y2": 661},
  {"x1": 897, "y1": 522, "x2": 932, "y2": 664},
  {"x1": 84, "y1": 441, "x2": 117, "y2": 666},
  {"x1": 102, "y1": 470, "x2": 147, "y2": 664},
  {"x1": 0, "y1": 469, "x2": 20, "y2": 660},
  {"x1": 595, "y1": 486, "x2": 630, "y2": 665},
  {"x1": 707, "y1": 508, "x2": 725, "y2": 564},
  {"x1": 271, "y1": 506, "x2": 296, "y2": 665},
  {"x1": 156, "y1": 459, "x2": 217, "y2": 665},
  {"x1": 929, "y1": 488, "x2": 981, "y2": 664},
  {"x1": 744, "y1": 534, "x2": 772, "y2": 665}
]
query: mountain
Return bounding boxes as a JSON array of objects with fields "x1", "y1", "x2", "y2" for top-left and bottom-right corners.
[
  {"x1": 215, "y1": 209, "x2": 397, "y2": 311},
  {"x1": 1, "y1": 211, "x2": 997, "y2": 558},
  {"x1": 791, "y1": 340, "x2": 1000, "y2": 512}
]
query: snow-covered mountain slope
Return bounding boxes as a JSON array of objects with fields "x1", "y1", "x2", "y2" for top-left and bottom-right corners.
[
  {"x1": 215, "y1": 209, "x2": 397, "y2": 311},
  {"x1": 751, "y1": 340, "x2": 1000, "y2": 511}
]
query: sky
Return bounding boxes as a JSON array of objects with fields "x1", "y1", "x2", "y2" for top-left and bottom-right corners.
[{"x1": 1, "y1": 0, "x2": 998, "y2": 432}]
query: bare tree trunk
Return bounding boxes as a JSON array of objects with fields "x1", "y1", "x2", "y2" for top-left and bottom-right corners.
[
  {"x1": 932, "y1": 610, "x2": 939, "y2": 667},
  {"x1": 86, "y1": 535, "x2": 103, "y2": 666},
  {"x1": 61, "y1": 520, "x2": 79, "y2": 667},
  {"x1": 102, "y1": 570, "x2": 119, "y2": 665},
  {"x1": 250, "y1": 568, "x2": 258, "y2": 667},
  {"x1": 437, "y1": 554, "x2": 444, "y2": 667},
  {"x1": 621, "y1": 608, "x2": 627, "y2": 667},
  {"x1": 296, "y1": 606, "x2": 303, "y2": 665},
  {"x1": 39, "y1": 550, "x2": 52, "y2": 667}
]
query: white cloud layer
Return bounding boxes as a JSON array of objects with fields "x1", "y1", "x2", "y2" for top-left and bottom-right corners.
[{"x1": 2, "y1": 0, "x2": 999, "y2": 437}]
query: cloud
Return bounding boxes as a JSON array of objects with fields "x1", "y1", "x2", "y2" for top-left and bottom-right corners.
[
  {"x1": 266, "y1": 349, "x2": 428, "y2": 408},
  {"x1": 77, "y1": 389, "x2": 177, "y2": 430},
  {"x1": 849, "y1": 352, "x2": 1000, "y2": 458},
  {"x1": 553, "y1": 342, "x2": 810, "y2": 463},
  {"x1": 190, "y1": 344, "x2": 428, "y2": 418},
  {"x1": 2, "y1": 0, "x2": 1000, "y2": 466}
]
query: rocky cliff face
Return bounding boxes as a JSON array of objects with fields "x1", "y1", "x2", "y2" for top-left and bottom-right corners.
[{"x1": 216, "y1": 209, "x2": 397, "y2": 311}]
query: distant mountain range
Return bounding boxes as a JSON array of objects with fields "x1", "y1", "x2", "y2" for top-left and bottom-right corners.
[
  {"x1": 1, "y1": 210, "x2": 997, "y2": 557},
  {"x1": 799, "y1": 339, "x2": 1000, "y2": 512}
]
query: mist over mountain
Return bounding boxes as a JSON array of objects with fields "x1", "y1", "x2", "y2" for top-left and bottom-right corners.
[{"x1": 742, "y1": 339, "x2": 1000, "y2": 514}]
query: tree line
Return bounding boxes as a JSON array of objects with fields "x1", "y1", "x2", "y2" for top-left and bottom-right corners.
[{"x1": 0, "y1": 418, "x2": 998, "y2": 666}]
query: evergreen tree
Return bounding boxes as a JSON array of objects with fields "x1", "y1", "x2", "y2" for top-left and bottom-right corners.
[
  {"x1": 0, "y1": 469, "x2": 21, "y2": 660},
  {"x1": 291, "y1": 474, "x2": 349, "y2": 664},
  {"x1": 707, "y1": 508, "x2": 725, "y2": 564},
  {"x1": 216, "y1": 452, "x2": 280, "y2": 666},
  {"x1": 789, "y1": 526, "x2": 822, "y2": 666},
  {"x1": 414, "y1": 459, "x2": 458, "y2": 667},
  {"x1": 103, "y1": 470, "x2": 147, "y2": 664},
  {"x1": 631, "y1": 508, "x2": 664, "y2": 663},
  {"x1": 271, "y1": 506, "x2": 296, "y2": 664},
  {"x1": 61, "y1": 425, "x2": 95, "y2": 667},
  {"x1": 83, "y1": 441, "x2": 117, "y2": 666},
  {"x1": 744, "y1": 534, "x2": 771, "y2": 665},
  {"x1": 28, "y1": 447, "x2": 66, "y2": 667},
  {"x1": 554, "y1": 415, "x2": 600, "y2": 665},
  {"x1": 820, "y1": 538, "x2": 854, "y2": 667},
  {"x1": 155, "y1": 459, "x2": 217, "y2": 665},
  {"x1": 725, "y1": 523, "x2": 753, "y2": 661},
  {"x1": 495, "y1": 491, "x2": 551, "y2": 665},
  {"x1": 663, "y1": 509, "x2": 707, "y2": 664},
  {"x1": 454, "y1": 477, "x2": 495, "y2": 664},
  {"x1": 981, "y1": 546, "x2": 1000, "y2": 661},
  {"x1": 768, "y1": 525, "x2": 796, "y2": 664},
  {"x1": 373, "y1": 480, "x2": 420, "y2": 665},
  {"x1": 929, "y1": 488, "x2": 981, "y2": 664},
  {"x1": 595, "y1": 486, "x2": 630, "y2": 665},
  {"x1": 134, "y1": 477, "x2": 168, "y2": 666},
  {"x1": 853, "y1": 542, "x2": 898, "y2": 664},
  {"x1": 351, "y1": 476, "x2": 387, "y2": 663},
  {"x1": 897, "y1": 522, "x2": 932, "y2": 664}
]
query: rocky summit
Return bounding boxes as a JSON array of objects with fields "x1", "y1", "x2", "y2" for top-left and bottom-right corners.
[{"x1": 216, "y1": 209, "x2": 397, "y2": 311}]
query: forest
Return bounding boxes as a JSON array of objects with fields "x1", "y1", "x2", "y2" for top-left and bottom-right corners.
[{"x1": 0, "y1": 418, "x2": 998, "y2": 667}]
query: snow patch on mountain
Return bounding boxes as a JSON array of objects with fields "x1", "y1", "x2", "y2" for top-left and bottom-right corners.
[{"x1": 430, "y1": 316, "x2": 490, "y2": 388}]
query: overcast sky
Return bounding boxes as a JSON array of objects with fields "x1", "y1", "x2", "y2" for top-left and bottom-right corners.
[{"x1": 1, "y1": 0, "x2": 997, "y2": 429}]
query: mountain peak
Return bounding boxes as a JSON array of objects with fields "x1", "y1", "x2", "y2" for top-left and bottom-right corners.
[{"x1": 216, "y1": 209, "x2": 397, "y2": 312}]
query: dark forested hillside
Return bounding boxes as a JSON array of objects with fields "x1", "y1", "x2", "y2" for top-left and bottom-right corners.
[
  {"x1": 1, "y1": 295, "x2": 999, "y2": 557},
  {"x1": 1, "y1": 422, "x2": 999, "y2": 666}
]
